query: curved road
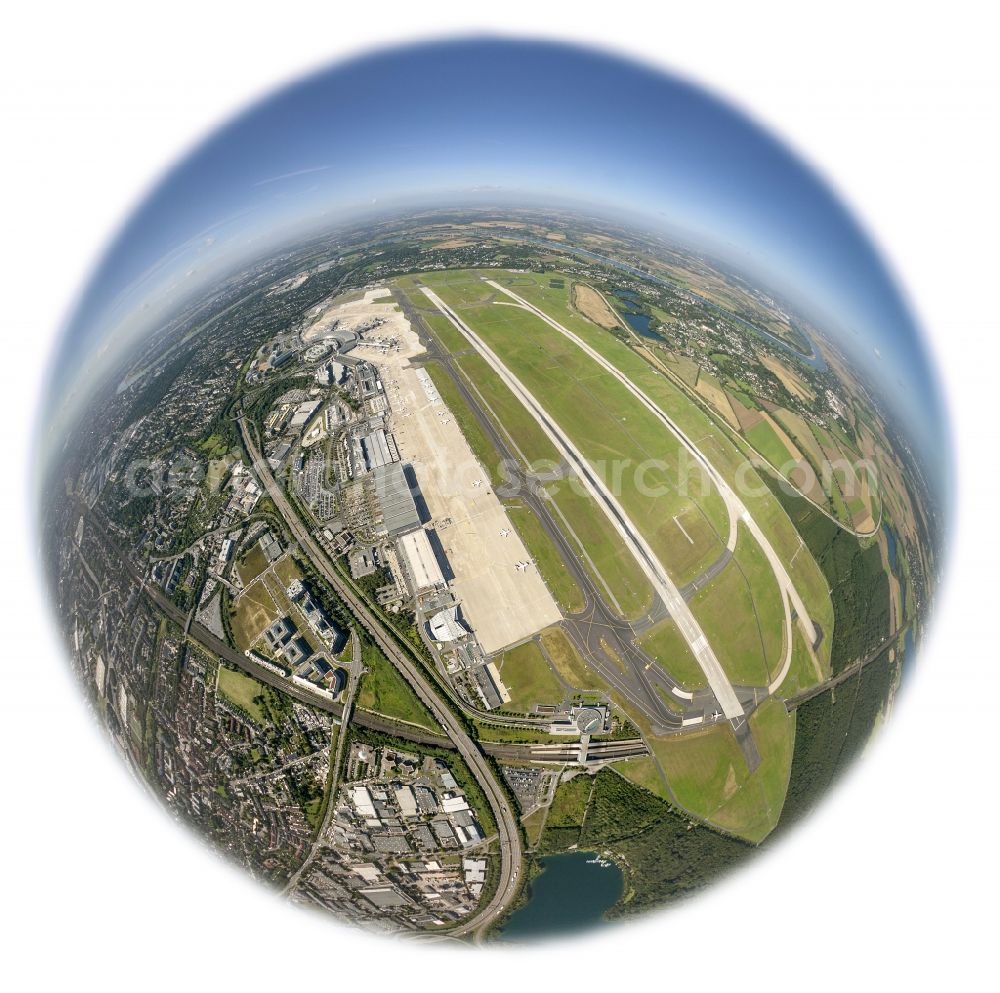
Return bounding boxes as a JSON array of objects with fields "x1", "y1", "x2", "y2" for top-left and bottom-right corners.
[{"x1": 237, "y1": 414, "x2": 521, "y2": 939}]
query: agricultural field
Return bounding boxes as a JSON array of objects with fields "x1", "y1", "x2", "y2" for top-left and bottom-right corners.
[{"x1": 571, "y1": 281, "x2": 619, "y2": 330}]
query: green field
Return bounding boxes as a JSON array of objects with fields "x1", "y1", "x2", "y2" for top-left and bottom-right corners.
[
  {"x1": 473, "y1": 722, "x2": 564, "y2": 744},
  {"x1": 357, "y1": 642, "x2": 442, "y2": 732},
  {"x1": 230, "y1": 579, "x2": 279, "y2": 652},
  {"x1": 235, "y1": 541, "x2": 269, "y2": 587},
  {"x1": 451, "y1": 350, "x2": 653, "y2": 618},
  {"x1": 773, "y1": 626, "x2": 824, "y2": 698},
  {"x1": 273, "y1": 554, "x2": 303, "y2": 589},
  {"x1": 657, "y1": 698, "x2": 794, "y2": 843},
  {"x1": 217, "y1": 666, "x2": 270, "y2": 724},
  {"x1": 689, "y1": 527, "x2": 785, "y2": 688},
  {"x1": 497, "y1": 639, "x2": 566, "y2": 712},
  {"x1": 545, "y1": 773, "x2": 594, "y2": 827},
  {"x1": 471, "y1": 269, "x2": 834, "y2": 666},
  {"x1": 613, "y1": 755, "x2": 670, "y2": 801},
  {"x1": 540, "y1": 627, "x2": 609, "y2": 694},
  {"x1": 504, "y1": 501, "x2": 584, "y2": 613},
  {"x1": 423, "y1": 271, "x2": 729, "y2": 591},
  {"x1": 521, "y1": 805, "x2": 549, "y2": 847},
  {"x1": 637, "y1": 618, "x2": 707, "y2": 691}
]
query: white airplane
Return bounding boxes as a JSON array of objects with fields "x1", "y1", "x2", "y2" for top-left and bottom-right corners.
[
  {"x1": 515, "y1": 561, "x2": 529, "y2": 572},
  {"x1": 472, "y1": 480, "x2": 482, "y2": 488},
  {"x1": 499, "y1": 528, "x2": 511, "y2": 538},
  {"x1": 711, "y1": 709, "x2": 721, "y2": 721}
]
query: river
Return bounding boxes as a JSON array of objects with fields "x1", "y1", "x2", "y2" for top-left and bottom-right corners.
[{"x1": 499, "y1": 850, "x2": 624, "y2": 942}]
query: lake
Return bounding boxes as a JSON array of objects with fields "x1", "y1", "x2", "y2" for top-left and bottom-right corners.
[
  {"x1": 613, "y1": 292, "x2": 660, "y2": 339},
  {"x1": 499, "y1": 850, "x2": 623, "y2": 942}
]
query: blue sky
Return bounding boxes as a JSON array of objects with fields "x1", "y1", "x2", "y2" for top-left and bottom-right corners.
[{"x1": 47, "y1": 37, "x2": 949, "y2": 487}]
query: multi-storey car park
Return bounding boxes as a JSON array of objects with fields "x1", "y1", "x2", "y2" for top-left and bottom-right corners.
[{"x1": 44, "y1": 208, "x2": 937, "y2": 938}]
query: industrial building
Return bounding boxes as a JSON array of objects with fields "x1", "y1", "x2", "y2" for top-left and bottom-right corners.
[
  {"x1": 268, "y1": 348, "x2": 296, "y2": 369},
  {"x1": 289, "y1": 399, "x2": 322, "y2": 431},
  {"x1": 396, "y1": 528, "x2": 446, "y2": 594},
  {"x1": 360, "y1": 426, "x2": 399, "y2": 470},
  {"x1": 472, "y1": 661, "x2": 512, "y2": 711},
  {"x1": 372, "y1": 463, "x2": 421, "y2": 538}
]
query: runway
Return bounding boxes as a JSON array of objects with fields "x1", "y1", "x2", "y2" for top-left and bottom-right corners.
[{"x1": 421, "y1": 285, "x2": 746, "y2": 721}]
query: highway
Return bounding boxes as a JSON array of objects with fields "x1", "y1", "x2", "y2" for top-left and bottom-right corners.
[
  {"x1": 421, "y1": 286, "x2": 747, "y2": 721},
  {"x1": 237, "y1": 414, "x2": 522, "y2": 939}
]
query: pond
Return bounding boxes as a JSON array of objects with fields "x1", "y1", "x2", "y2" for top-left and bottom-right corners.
[{"x1": 499, "y1": 850, "x2": 624, "y2": 942}]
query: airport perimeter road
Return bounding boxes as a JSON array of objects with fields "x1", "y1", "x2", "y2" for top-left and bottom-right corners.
[
  {"x1": 421, "y1": 287, "x2": 745, "y2": 721},
  {"x1": 238, "y1": 415, "x2": 521, "y2": 940},
  {"x1": 487, "y1": 279, "x2": 818, "y2": 660}
]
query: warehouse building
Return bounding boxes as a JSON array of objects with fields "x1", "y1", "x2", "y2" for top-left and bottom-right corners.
[
  {"x1": 372, "y1": 462, "x2": 421, "y2": 538},
  {"x1": 361, "y1": 426, "x2": 399, "y2": 470},
  {"x1": 397, "y1": 528, "x2": 447, "y2": 594}
]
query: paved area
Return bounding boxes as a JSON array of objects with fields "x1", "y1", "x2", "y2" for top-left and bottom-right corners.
[
  {"x1": 377, "y1": 315, "x2": 561, "y2": 654},
  {"x1": 423, "y1": 285, "x2": 746, "y2": 720}
]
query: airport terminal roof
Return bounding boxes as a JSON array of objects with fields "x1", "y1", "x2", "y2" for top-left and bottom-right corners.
[
  {"x1": 373, "y1": 463, "x2": 421, "y2": 537},
  {"x1": 428, "y1": 605, "x2": 467, "y2": 642}
]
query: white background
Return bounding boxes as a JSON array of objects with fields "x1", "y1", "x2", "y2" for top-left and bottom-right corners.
[{"x1": 2, "y1": 1, "x2": 997, "y2": 987}]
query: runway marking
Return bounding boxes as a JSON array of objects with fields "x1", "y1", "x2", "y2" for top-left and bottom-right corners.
[{"x1": 673, "y1": 514, "x2": 695, "y2": 545}]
